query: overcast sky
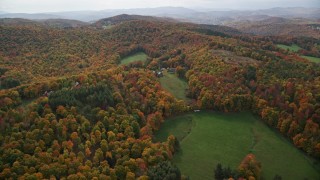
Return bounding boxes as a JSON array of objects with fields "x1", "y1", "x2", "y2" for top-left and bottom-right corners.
[{"x1": 1, "y1": 0, "x2": 319, "y2": 13}]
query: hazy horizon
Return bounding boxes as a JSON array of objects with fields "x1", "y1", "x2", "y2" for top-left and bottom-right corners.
[{"x1": 1, "y1": 0, "x2": 319, "y2": 13}]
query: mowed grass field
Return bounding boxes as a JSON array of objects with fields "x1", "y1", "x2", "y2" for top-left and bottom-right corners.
[
  {"x1": 154, "y1": 114, "x2": 194, "y2": 142},
  {"x1": 277, "y1": 44, "x2": 301, "y2": 52},
  {"x1": 154, "y1": 111, "x2": 320, "y2": 180},
  {"x1": 120, "y1": 52, "x2": 148, "y2": 65},
  {"x1": 301, "y1": 55, "x2": 320, "y2": 63},
  {"x1": 159, "y1": 71, "x2": 190, "y2": 101},
  {"x1": 277, "y1": 44, "x2": 320, "y2": 63}
]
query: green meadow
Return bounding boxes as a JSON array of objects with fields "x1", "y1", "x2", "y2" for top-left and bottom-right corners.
[
  {"x1": 301, "y1": 55, "x2": 320, "y2": 63},
  {"x1": 277, "y1": 44, "x2": 320, "y2": 63},
  {"x1": 277, "y1": 44, "x2": 301, "y2": 52},
  {"x1": 159, "y1": 71, "x2": 190, "y2": 101},
  {"x1": 120, "y1": 52, "x2": 148, "y2": 65},
  {"x1": 155, "y1": 111, "x2": 320, "y2": 180}
]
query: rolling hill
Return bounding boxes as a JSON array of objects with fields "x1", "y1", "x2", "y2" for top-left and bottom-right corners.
[{"x1": 225, "y1": 17, "x2": 320, "y2": 38}]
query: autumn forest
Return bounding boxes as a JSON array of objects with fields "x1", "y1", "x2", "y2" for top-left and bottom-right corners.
[{"x1": 0, "y1": 11, "x2": 320, "y2": 180}]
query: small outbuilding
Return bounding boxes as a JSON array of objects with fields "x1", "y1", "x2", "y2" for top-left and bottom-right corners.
[{"x1": 167, "y1": 68, "x2": 176, "y2": 74}]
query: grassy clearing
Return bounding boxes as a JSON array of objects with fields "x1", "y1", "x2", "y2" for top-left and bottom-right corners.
[
  {"x1": 120, "y1": 52, "x2": 148, "y2": 65},
  {"x1": 155, "y1": 111, "x2": 320, "y2": 180},
  {"x1": 277, "y1": 44, "x2": 301, "y2": 52},
  {"x1": 301, "y1": 55, "x2": 320, "y2": 63},
  {"x1": 276, "y1": 44, "x2": 320, "y2": 63},
  {"x1": 102, "y1": 25, "x2": 115, "y2": 29},
  {"x1": 159, "y1": 71, "x2": 189, "y2": 101},
  {"x1": 153, "y1": 114, "x2": 194, "y2": 142},
  {"x1": 252, "y1": 119, "x2": 320, "y2": 179}
]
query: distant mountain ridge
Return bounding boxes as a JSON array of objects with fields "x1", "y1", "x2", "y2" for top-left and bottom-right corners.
[
  {"x1": 92, "y1": 14, "x2": 178, "y2": 27},
  {"x1": 0, "y1": 18, "x2": 89, "y2": 28},
  {"x1": 0, "y1": 14, "x2": 243, "y2": 38},
  {"x1": 1, "y1": 13, "x2": 319, "y2": 38},
  {"x1": 1, "y1": 7, "x2": 319, "y2": 23}
]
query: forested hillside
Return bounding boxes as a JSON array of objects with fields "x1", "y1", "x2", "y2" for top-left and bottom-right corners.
[
  {"x1": 0, "y1": 16, "x2": 319, "y2": 179},
  {"x1": 226, "y1": 17, "x2": 320, "y2": 38}
]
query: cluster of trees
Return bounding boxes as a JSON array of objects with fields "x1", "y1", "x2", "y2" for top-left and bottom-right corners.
[
  {"x1": 0, "y1": 68, "x2": 186, "y2": 179},
  {"x1": 237, "y1": 154, "x2": 262, "y2": 179},
  {"x1": 214, "y1": 163, "x2": 237, "y2": 180},
  {"x1": 214, "y1": 154, "x2": 262, "y2": 180},
  {"x1": 0, "y1": 77, "x2": 20, "y2": 89},
  {"x1": 185, "y1": 47, "x2": 253, "y2": 112},
  {"x1": 147, "y1": 161, "x2": 181, "y2": 180}
]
